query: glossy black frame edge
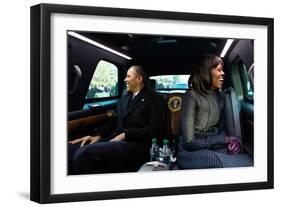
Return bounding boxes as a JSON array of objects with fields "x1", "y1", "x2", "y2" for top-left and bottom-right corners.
[{"x1": 30, "y1": 3, "x2": 274, "y2": 204}]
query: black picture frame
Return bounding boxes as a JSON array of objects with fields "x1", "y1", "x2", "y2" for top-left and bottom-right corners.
[{"x1": 30, "y1": 3, "x2": 274, "y2": 204}]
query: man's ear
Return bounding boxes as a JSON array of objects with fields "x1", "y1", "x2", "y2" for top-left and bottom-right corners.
[{"x1": 137, "y1": 75, "x2": 143, "y2": 84}]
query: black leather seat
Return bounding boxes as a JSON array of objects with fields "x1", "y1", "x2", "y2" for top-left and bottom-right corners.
[
  {"x1": 147, "y1": 79, "x2": 157, "y2": 92},
  {"x1": 224, "y1": 87, "x2": 253, "y2": 159},
  {"x1": 224, "y1": 87, "x2": 242, "y2": 138},
  {"x1": 147, "y1": 79, "x2": 166, "y2": 141}
]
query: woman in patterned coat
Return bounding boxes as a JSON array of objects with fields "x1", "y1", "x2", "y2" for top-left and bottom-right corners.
[{"x1": 177, "y1": 55, "x2": 253, "y2": 169}]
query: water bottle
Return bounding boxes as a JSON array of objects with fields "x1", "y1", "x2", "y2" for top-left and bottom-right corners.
[
  {"x1": 161, "y1": 139, "x2": 171, "y2": 165},
  {"x1": 150, "y1": 138, "x2": 159, "y2": 161}
]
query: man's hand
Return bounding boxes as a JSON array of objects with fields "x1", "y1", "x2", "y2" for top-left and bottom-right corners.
[
  {"x1": 69, "y1": 135, "x2": 101, "y2": 147},
  {"x1": 109, "y1": 133, "x2": 125, "y2": 142}
]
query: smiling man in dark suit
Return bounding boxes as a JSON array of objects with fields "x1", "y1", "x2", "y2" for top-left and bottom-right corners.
[{"x1": 68, "y1": 65, "x2": 164, "y2": 174}]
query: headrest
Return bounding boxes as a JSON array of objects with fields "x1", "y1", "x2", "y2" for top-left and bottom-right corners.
[{"x1": 147, "y1": 79, "x2": 156, "y2": 92}]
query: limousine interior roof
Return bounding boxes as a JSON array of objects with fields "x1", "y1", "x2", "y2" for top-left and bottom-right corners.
[{"x1": 74, "y1": 31, "x2": 230, "y2": 76}]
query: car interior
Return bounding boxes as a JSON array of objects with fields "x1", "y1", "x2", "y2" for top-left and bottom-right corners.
[{"x1": 67, "y1": 31, "x2": 254, "y2": 171}]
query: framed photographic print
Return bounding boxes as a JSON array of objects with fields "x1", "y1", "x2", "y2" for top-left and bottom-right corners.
[{"x1": 30, "y1": 3, "x2": 274, "y2": 203}]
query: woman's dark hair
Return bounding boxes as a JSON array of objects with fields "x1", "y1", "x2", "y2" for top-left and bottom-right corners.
[
  {"x1": 191, "y1": 55, "x2": 224, "y2": 95},
  {"x1": 130, "y1": 65, "x2": 148, "y2": 86}
]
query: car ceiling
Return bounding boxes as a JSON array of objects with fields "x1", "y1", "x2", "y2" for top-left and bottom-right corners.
[{"x1": 76, "y1": 31, "x2": 228, "y2": 76}]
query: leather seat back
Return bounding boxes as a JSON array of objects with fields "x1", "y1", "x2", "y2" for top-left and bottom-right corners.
[
  {"x1": 147, "y1": 79, "x2": 156, "y2": 92},
  {"x1": 147, "y1": 79, "x2": 184, "y2": 140},
  {"x1": 224, "y1": 87, "x2": 242, "y2": 138},
  {"x1": 165, "y1": 93, "x2": 184, "y2": 137}
]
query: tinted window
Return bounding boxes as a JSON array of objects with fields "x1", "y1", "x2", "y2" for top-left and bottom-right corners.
[
  {"x1": 239, "y1": 62, "x2": 254, "y2": 100},
  {"x1": 150, "y1": 75, "x2": 190, "y2": 91},
  {"x1": 85, "y1": 60, "x2": 118, "y2": 99}
]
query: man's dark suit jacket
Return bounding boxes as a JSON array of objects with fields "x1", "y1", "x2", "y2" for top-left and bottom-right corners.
[{"x1": 100, "y1": 86, "x2": 165, "y2": 145}]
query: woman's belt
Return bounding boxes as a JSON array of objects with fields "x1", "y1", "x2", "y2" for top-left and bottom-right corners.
[{"x1": 197, "y1": 127, "x2": 218, "y2": 133}]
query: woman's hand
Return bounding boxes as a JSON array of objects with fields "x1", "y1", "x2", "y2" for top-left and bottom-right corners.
[
  {"x1": 109, "y1": 133, "x2": 125, "y2": 142},
  {"x1": 225, "y1": 136, "x2": 242, "y2": 154},
  {"x1": 69, "y1": 135, "x2": 101, "y2": 147}
]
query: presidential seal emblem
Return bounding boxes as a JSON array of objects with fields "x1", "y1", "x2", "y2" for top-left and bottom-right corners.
[{"x1": 168, "y1": 96, "x2": 182, "y2": 112}]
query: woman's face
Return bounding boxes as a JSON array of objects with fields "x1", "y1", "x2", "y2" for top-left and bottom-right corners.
[{"x1": 211, "y1": 63, "x2": 224, "y2": 89}]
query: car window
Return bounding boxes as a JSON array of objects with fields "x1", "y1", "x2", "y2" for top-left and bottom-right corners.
[
  {"x1": 239, "y1": 61, "x2": 254, "y2": 100},
  {"x1": 150, "y1": 75, "x2": 190, "y2": 91},
  {"x1": 85, "y1": 60, "x2": 119, "y2": 99}
]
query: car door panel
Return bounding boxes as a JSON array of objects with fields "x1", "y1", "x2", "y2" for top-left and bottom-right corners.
[{"x1": 68, "y1": 99, "x2": 118, "y2": 140}]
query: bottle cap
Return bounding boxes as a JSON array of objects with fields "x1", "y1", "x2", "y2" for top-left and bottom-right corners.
[
  {"x1": 152, "y1": 138, "x2": 157, "y2": 143},
  {"x1": 163, "y1": 139, "x2": 169, "y2": 145}
]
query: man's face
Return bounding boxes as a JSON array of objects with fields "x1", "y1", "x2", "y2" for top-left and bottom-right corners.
[{"x1": 124, "y1": 68, "x2": 142, "y2": 93}]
